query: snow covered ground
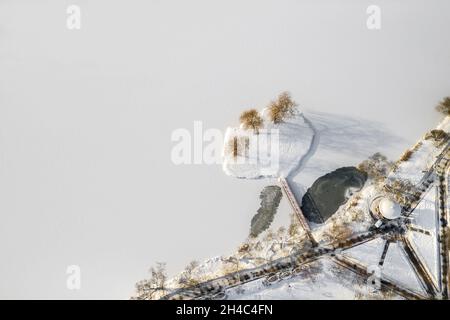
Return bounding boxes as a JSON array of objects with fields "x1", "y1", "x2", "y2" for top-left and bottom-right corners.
[
  {"x1": 388, "y1": 117, "x2": 450, "y2": 186},
  {"x1": 222, "y1": 110, "x2": 314, "y2": 179},
  {"x1": 408, "y1": 185, "x2": 441, "y2": 289},
  {"x1": 154, "y1": 114, "x2": 448, "y2": 301},
  {"x1": 381, "y1": 241, "x2": 426, "y2": 295},
  {"x1": 342, "y1": 237, "x2": 386, "y2": 267},
  {"x1": 226, "y1": 258, "x2": 402, "y2": 300}
]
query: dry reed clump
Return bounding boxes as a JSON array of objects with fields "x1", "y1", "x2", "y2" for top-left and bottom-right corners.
[
  {"x1": 225, "y1": 135, "x2": 249, "y2": 158},
  {"x1": 322, "y1": 220, "x2": 354, "y2": 244},
  {"x1": 400, "y1": 149, "x2": 413, "y2": 162}
]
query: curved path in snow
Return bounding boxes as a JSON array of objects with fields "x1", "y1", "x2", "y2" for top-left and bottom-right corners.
[
  {"x1": 282, "y1": 113, "x2": 321, "y2": 236},
  {"x1": 287, "y1": 113, "x2": 320, "y2": 180}
]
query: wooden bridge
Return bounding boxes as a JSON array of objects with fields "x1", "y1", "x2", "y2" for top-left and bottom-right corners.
[{"x1": 278, "y1": 177, "x2": 317, "y2": 246}]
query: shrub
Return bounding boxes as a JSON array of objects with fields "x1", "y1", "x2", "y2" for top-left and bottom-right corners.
[
  {"x1": 237, "y1": 243, "x2": 251, "y2": 254},
  {"x1": 436, "y1": 97, "x2": 450, "y2": 116},
  {"x1": 425, "y1": 129, "x2": 449, "y2": 145},
  {"x1": 268, "y1": 92, "x2": 298, "y2": 124}
]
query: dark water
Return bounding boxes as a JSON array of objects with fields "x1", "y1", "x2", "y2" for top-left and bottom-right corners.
[
  {"x1": 249, "y1": 185, "x2": 283, "y2": 237},
  {"x1": 301, "y1": 167, "x2": 367, "y2": 224}
]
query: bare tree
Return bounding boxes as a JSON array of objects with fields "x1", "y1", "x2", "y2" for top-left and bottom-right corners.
[
  {"x1": 268, "y1": 91, "x2": 298, "y2": 124},
  {"x1": 357, "y1": 152, "x2": 394, "y2": 182},
  {"x1": 134, "y1": 262, "x2": 167, "y2": 300},
  {"x1": 178, "y1": 260, "x2": 199, "y2": 287},
  {"x1": 239, "y1": 109, "x2": 263, "y2": 133},
  {"x1": 436, "y1": 96, "x2": 450, "y2": 116},
  {"x1": 225, "y1": 256, "x2": 241, "y2": 272}
]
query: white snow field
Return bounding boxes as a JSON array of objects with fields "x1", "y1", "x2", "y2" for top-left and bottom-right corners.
[
  {"x1": 381, "y1": 242, "x2": 427, "y2": 295},
  {"x1": 408, "y1": 186, "x2": 441, "y2": 289},
  {"x1": 342, "y1": 237, "x2": 386, "y2": 267}
]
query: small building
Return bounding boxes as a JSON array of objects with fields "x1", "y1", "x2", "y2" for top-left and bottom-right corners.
[{"x1": 370, "y1": 196, "x2": 402, "y2": 220}]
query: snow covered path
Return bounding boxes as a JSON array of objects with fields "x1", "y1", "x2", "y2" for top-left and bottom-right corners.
[{"x1": 287, "y1": 114, "x2": 320, "y2": 180}]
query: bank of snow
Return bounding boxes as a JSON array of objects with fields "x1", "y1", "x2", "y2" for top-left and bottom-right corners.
[
  {"x1": 388, "y1": 116, "x2": 450, "y2": 187},
  {"x1": 222, "y1": 111, "x2": 314, "y2": 179}
]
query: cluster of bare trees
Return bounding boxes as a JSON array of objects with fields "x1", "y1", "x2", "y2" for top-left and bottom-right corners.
[
  {"x1": 238, "y1": 91, "x2": 298, "y2": 134},
  {"x1": 134, "y1": 260, "x2": 203, "y2": 299}
]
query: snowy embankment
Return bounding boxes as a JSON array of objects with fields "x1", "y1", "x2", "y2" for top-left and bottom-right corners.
[
  {"x1": 388, "y1": 117, "x2": 450, "y2": 186},
  {"x1": 222, "y1": 110, "x2": 314, "y2": 179}
]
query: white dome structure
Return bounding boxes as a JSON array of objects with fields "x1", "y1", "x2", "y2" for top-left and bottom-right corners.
[{"x1": 378, "y1": 198, "x2": 402, "y2": 220}]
